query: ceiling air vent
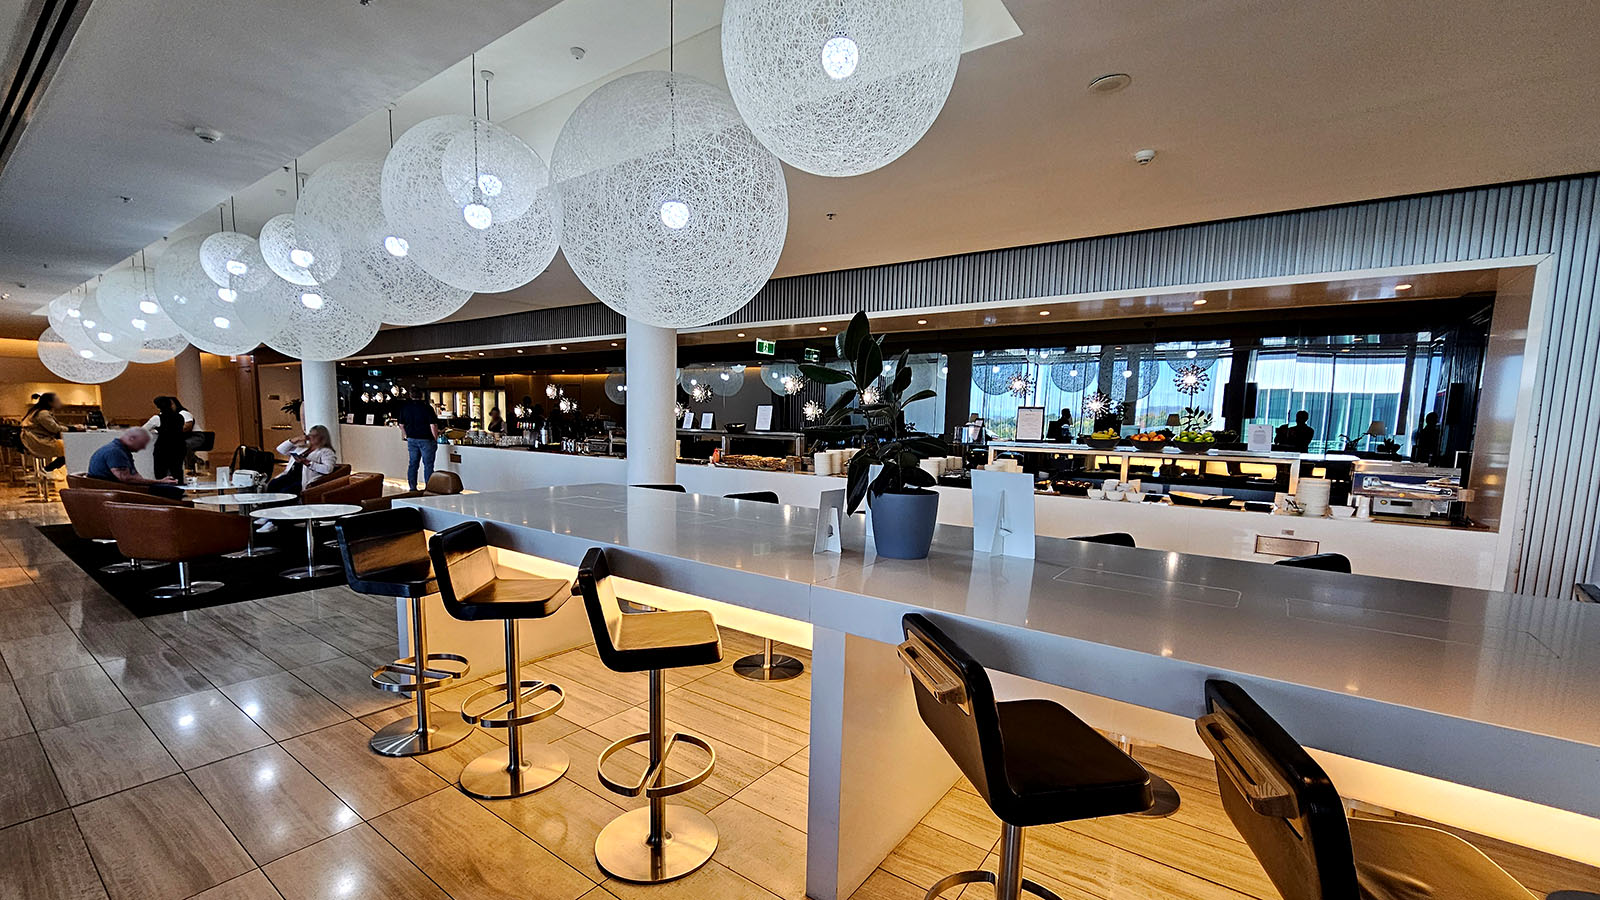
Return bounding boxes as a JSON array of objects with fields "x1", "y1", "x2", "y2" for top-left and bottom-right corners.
[{"x1": 0, "y1": 0, "x2": 94, "y2": 178}]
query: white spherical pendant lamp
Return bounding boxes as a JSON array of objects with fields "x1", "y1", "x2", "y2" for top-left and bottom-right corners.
[
  {"x1": 98, "y1": 266, "x2": 182, "y2": 340},
  {"x1": 37, "y1": 327, "x2": 127, "y2": 383},
  {"x1": 75, "y1": 293, "x2": 145, "y2": 361},
  {"x1": 720, "y1": 0, "x2": 964, "y2": 176},
  {"x1": 200, "y1": 232, "x2": 272, "y2": 292},
  {"x1": 154, "y1": 235, "x2": 269, "y2": 356},
  {"x1": 258, "y1": 213, "x2": 323, "y2": 286},
  {"x1": 127, "y1": 333, "x2": 190, "y2": 365},
  {"x1": 244, "y1": 278, "x2": 382, "y2": 362},
  {"x1": 46, "y1": 293, "x2": 94, "y2": 352},
  {"x1": 299, "y1": 158, "x2": 468, "y2": 326},
  {"x1": 381, "y1": 114, "x2": 562, "y2": 294},
  {"x1": 603, "y1": 370, "x2": 627, "y2": 405},
  {"x1": 550, "y1": 71, "x2": 788, "y2": 329}
]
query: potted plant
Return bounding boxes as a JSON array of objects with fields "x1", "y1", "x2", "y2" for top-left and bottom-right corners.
[{"x1": 801, "y1": 311, "x2": 949, "y2": 559}]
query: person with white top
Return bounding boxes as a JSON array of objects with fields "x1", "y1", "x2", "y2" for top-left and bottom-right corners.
[{"x1": 257, "y1": 424, "x2": 339, "y2": 533}]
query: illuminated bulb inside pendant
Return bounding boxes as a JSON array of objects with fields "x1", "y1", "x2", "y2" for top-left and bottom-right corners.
[
  {"x1": 96, "y1": 332, "x2": 112, "y2": 343},
  {"x1": 477, "y1": 173, "x2": 502, "y2": 197},
  {"x1": 131, "y1": 318, "x2": 148, "y2": 331},
  {"x1": 67, "y1": 308, "x2": 80, "y2": 318},
  {"x1": 139, "y1": 300, "x2": 159, "y2": 314},
  {"x1": 289, "y1": 248, "x2": 314, "y2": 267},
  {"x1": 299, "y1": 292, "x2": 324, "y2": 310},
  {"x1": 77, "y1": 349, "x2": 94, "y2": 358},
  {"x1": 821, "y1": 35, "x2": 859, "y2": 79},
  {"x1": 463, "y1": 203, "x2": 492, "y2": 230},
  {"x1": 225, "y1": 259, "x2": 249, "y2": 276},
  {"x1": 212, "y1": 316, "x2": 231, "y2": 329},
  {"x1": 1122, "y1": 369, "x2": 1133, "y2": 378},
  {"x1": 217, "y1": 287, "x2": 237, "y2": 302},
  {"x1": 82, "y1": 318, "x2": 96, "y2": 329},
  {"x1": 659, "y1": 200, "x2": 689, "y2": 230},
  {"x1": 720, "y1": 372, "x2": 730, "y2": 381},
  {"x1": 384, "y1": 236, "x2": 409, "y2": 257},
  {"x1": 1186, "y1": 350, "x2": 1197, "y2": 358}
]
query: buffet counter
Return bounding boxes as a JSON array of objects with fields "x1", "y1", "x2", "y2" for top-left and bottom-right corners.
[
  {"x1": 399, "y1": 485, "x2": 1600, "y2": 896},
  {"x1": 341, "y1": 423, "x2": 1507, "y2": 589}
]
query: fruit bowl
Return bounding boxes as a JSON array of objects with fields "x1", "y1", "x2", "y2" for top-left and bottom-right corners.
[
  {"x1": 1175, "y1": 440, "x2": 1215, "y2": 454},
  {"x1": 1083, "y1": 437, "x2": 1120, "y2": 450},
  {"x1": 1127, "y1": 436, "x2": 1169, "y2": 453}
]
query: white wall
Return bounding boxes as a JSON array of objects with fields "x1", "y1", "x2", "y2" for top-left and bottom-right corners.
[{"x1": 342, "y1": 424, "x2": 1499, "y2": 588}]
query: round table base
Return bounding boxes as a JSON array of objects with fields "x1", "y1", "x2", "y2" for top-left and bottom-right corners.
[
  {"x1": 223, "y1": 546, "x2": 280, "y2": 560},
  {"x1": 281, "y1": 563, "x2": 343, "y2": 580},
  {"x1": 733, "y1": 653, "x2": 805, "y2": 682}
]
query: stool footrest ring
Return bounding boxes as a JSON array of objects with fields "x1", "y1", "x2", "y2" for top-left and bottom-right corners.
[
  {"x1": 924, "y1": 870, "x2": 1064, "y2": 900},
  {"x1": 596, "y1": 730, "x2": 716, "y2": 799},
  {"x1": 461, "y1": 680, "x2": 564, "y2": 729},
  {"x1": 370, "y1": 653, "x2": 469, "y2": 694}
]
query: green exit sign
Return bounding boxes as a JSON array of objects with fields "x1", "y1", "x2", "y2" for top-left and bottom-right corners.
[
  {"x1": 754, "y1": 338, "x2": 776, "y2": 356},
  {"x1": 804, "y1": 347, "x2": 822, "y2": 363}
]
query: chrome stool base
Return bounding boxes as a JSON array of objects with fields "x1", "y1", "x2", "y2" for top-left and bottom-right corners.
[
  {"x1": 100, "y1": 559, "x2": 170, "y2": 575},
  {"x1": 369, "y1": 715, "x2": 472, "y2": 757},
  {"x1": 223, "y1": 545, "x2": 280, "y2": 559},
  {"x1": 732, "y1": 638, "x2": 804, "y2": 682},
  {"x1": 151, "y1": 580, "x2": 224, "y2": 599},
  {"x1": 595, "y1": 804, "x2": 718, "y2": 884},
  {"x1": 924, "y1": 869, "x2": 1063, "y2": 900},
  {"x1": 459, "y1": 742, "x2": 569, "y2": 799}
]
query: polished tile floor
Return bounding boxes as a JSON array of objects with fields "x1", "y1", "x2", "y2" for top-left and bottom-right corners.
[{"x1": 0, "y1": 484, "x2": 1593, "y2": 900}]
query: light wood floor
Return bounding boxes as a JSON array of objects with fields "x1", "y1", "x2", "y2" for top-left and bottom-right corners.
[{"x1": 0, "y1": 483, "x2": 1594, "y2": 900}]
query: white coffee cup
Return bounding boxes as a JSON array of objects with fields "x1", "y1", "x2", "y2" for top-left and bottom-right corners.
[{"x1": 813, "y1": 452, "x2": 833, "y2": 476}]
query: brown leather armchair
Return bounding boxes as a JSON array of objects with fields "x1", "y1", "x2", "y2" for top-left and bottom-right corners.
[
  {"x1": 104, "y1": 502, "x2": 250, "y2": 599},
  {"x1": 358, "y1": 470, "x2": 465, "y2": 512},
  {"x1": 304, "y1": 464, "x2": 351, "y2": 492},
  {"x1": 67, "y1": 472, "x2": 151, "y2": 494},
  {"x1": 61, "y1": 488, "x2": 189, "y2": 574},
  {"x1": 314, "y1": 472, "x2": 384, "y2": 505}
]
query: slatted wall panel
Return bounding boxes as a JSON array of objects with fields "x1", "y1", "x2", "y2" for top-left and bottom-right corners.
[{"x1": 370, "y1": 175, "x2": 1600, "y2": 595}]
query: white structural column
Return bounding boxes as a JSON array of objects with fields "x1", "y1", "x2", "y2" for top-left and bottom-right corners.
[
  {"x1": 174, "y1": 346, "x2": 206, "y2": 428},
  {"x1": 300, "y1": 360, "x2": 340, "y2": 432},
  {"x1": 625, "y1": 319, "x2": 677, "y2": 485}
]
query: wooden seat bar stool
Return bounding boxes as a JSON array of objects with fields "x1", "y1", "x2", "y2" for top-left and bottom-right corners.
[
  {"x1": 574, "y1": 546, "x2": 723, "y2": 883},
  {"x1": 429, "y1": 520, "x2": 571, "y2": 799},
  {"x1": 334, "y1": 508, "x2": 470, "y2": 757},
  {"x1": 900, "y1": 613, "x2": 1180, "y2": 900}
]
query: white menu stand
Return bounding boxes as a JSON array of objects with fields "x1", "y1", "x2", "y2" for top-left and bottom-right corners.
[
  {"x1": 971, "y1": 468, "x2": 1037, "y2": 558},
  {"x1": 815, "y1": 489, "x2": 845, "y2": 554}
]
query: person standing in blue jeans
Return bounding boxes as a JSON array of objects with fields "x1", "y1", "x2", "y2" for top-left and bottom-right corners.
[{"x1": 396, "y1": 389, "x2": 441, "y2": 491}]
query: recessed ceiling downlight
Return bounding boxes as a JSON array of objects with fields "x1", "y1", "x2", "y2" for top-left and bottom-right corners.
[{"x1": 1088, "y1": 73, "x2": 1132, "y2": 93}]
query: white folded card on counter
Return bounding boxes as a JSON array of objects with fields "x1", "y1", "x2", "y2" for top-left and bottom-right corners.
[
  {"x1": 971, "y1": 468, "x2": 1036, "y2": 559},
  {"x1": 815, "y1": 488, "x2": 845, "y2": 554}
]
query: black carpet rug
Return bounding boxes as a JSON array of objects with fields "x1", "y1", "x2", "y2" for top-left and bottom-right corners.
[{"x1": 37, "y1": 523, "x2": 351, "y2": 617}]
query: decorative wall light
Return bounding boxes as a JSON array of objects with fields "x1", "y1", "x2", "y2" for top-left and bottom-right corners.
[
  {"x1": 1082, "y1": 391, "x2": 1112, "y2": 418},
  {"x1": 720, "y1": 0, "x2": 964, "y2": 176},
  {"x1": 546, "y1": 383, "x2": 559, "y2": 400},
  {"x1": 690, "y1": 382, "x2": 715, "y2": 403},
  {"x1": 803, "y1": 399, "x2": 824, "y2": 421},
  {"x1": 1173, "y1": 363, "x2": 1210, "y2": 396},
  {"x1": 549, "y1": 70, "x2": 788, "y2": 328},
  {"x1": 1007, "y1": 372, "x2": 1036, "y2": 398}
]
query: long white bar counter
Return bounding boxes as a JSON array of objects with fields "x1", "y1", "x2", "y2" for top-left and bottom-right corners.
[
  {"x1": 343, "y1": 423, "x2": 1506, "y2": 589},
  {"x1": 400, "y1": 484, "x2": 1600, "y2": 898}
]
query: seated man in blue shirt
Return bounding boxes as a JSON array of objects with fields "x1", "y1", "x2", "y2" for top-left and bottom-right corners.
[{"x1": 87, "y1": 428, "x2": 180, "y2": 496}]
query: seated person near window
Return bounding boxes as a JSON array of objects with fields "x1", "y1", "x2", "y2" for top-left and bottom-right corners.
[
  {"x1": 258, "y1": 425, "x2": 339, "y2": 533},
  {"x1": 86, "y1": 428, "x2": 180, "y2": 497}
]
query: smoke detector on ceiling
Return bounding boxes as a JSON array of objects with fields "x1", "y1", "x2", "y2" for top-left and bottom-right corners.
[
  {"x1": 570, "y1": 46, "x2": 586, "y2": 60},
  {"x1": 1088, "y1": 73, "x2": 1132, "y2": 94},
  {"x1": 1133, "y1": 148, "x2": 1157, "y2": 166},
  {"x1": 193, "y1": 126, "x2": 224, "y2": 144}
]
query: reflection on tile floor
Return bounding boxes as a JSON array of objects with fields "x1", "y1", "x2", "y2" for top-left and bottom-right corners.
[{"x1": 0, "y1": 486, "x2": 1593, "y2": 899}]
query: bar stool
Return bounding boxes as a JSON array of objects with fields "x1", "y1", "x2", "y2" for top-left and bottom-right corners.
[
  {"x1": 23, "y1": 453, "x2": 53, "y2": 503},
  {"x1": 1274, "y1": 552, "x2": 1351, "y2": 573},
  {"x1": 1068, "y1": 532, "x2": 1135, "y2": 547},
  {"x1": 900, "y1": 613, "x2": 1179, "y2": 900},
  {"x1": 429, "y1": 520, "x2": 572, "y2": 799},
  {"x1": 1197, "y1": 678, "x2": 1538, "y2": 900},
  {"x1": 723, "y1": 490, "x2": 803, "y2": 682},
  {"x1": 335, "y1": 508, "x2": 470, "y2": 757},
  {"x1": 574, "y1": 546, "x2": 722, "y2": 883}
]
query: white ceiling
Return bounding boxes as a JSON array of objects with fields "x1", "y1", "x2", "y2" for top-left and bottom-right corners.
[{"x1": 4, "y1": 0, "x2": 1600, "y2": 339}]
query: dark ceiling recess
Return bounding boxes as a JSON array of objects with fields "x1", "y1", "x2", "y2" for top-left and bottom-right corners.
[{"x1": 0, "y1": 0, "x2": 93, "y2": 179}]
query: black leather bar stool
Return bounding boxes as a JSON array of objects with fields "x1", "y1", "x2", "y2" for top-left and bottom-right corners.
[
  {"x1": 574, "y1": 546, "x2": 722, "y2": 883},
  {"x1": 1274, "y1": 552, "x2": 1352, "y2": 573},
  {"x1": 429, "y1": 520, "x2": 572, "y2": 799},
  {"x1": 1069, "y1": 532, "x2": 1135, "y2": 547},
  {"x1": 723, "y1": 491, "x2": 803, "y2": 681},
  {"x1": 900, "y1": 613, "x2": 1179, "y2": 900},
  {"x1": 335, "y1": 508, "x2": 470, "y2": 757},
  {"x1": 1197, "y1": 678, "x2": 1539, "y2": 900}
]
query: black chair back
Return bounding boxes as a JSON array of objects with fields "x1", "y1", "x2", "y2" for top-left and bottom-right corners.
[
  {"x1": 1197, "y1": 679, "x2": 1357, "y2": 900},
  {"x1": 1070, "y1": 532, "x2": 1136, "y2": 547},
  {"x1": 632, "y1": 483, "x2": 686, "y2": 492},
  {"x1": 0, "y1": 423, "x2": 23, "y2": 453},
  {"x1": 231, "y1": 445, "x2": 278, "y2": 475},
  {"x1": 575, "y1": 546, "x2": 629, "y2": 669},
  {"x1": 724, "y1": 491, "x2": 779, "y2": 504},
  {"x1": 1274, "y1": 553, "x2": 1351, "y2": 573},
  {"x1": 898, "y1": 614, "x2": 1006, "y2": 806},
  {"x1": 427, "y1": 520, "x2": 498, "y2": 619},
  {"x1": 188, "y1": 430, "x2": 216, "y2": 452},
  {"x1": 335, "y1": 507, "x2": 427, "y2": 585}
]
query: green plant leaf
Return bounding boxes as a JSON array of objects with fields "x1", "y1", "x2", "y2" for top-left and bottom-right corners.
[
  {"x1": 891, "y1": 350, "x2": 912, "y2": 394},
  {"x1": 825, "y1": 389, "x2": 858, "y2": 419},
  {"x1": 841, "y1": 311, "x2": 870, "y2": 363},
  {"x1": 900, "y1": 389, "x2": 936, "y2": 407},
  {"x1": 799, "y1": 364, "x2": 851, "y2": 385},
  {"x1": 845, "y1": 452, "x2": 871, "y2": 514},
  {"x1": 902, "y1": 466, "x2": 937, "y2": 488},
  {"x1": 855, "y1": 336, "x2": 883, "y2": 390}
]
